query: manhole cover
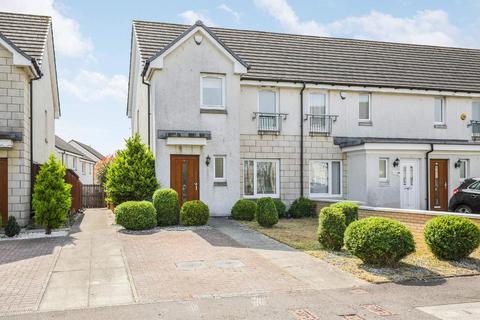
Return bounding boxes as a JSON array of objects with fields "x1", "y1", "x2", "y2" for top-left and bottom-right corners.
[
  {"x1": 342, "y1": 315, "x2": 364, "y2": 320},
  {"x1": 362, "y1": 304, "x2": 393, "y2": 316},
  {"x1": 289, "y1": 309, "x2": 319, "y2": 320},
  {"x1": 215, "y1": 259, "x2": 245, "y2": 269},
  {"x1": 175, "y1": 260, "x2": 206, "y2": 270}
]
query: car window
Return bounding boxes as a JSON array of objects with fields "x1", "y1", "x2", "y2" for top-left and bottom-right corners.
[{"x1": 467, "y1": 181, "x2": 480, "y2": 190}]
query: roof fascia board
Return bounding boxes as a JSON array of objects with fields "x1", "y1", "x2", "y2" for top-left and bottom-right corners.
[
  {"x1": 55, "y1": 147, "x2": 84, "y2": 158},
  {"x1": 240, "y1": 80, "x2": 480, "y2": 98},
  {"x1": 46, "y1": 24, "x2": 60, "y2": 118},
  {"x1": 0, "y1": 33, "x2": 39, "y2": 77},
  {"x1": 127, "y1": 27, "x2": 138, "y2": 118},
  {"x1": 433, "y1": 144, "x2": 480, "y2": 152},
  {"x1": 342, "y1": 143, "x2": 431, "y2": 153},
  {"x1": 145, "y1": 24, "x2": 248, "y2": 79}
]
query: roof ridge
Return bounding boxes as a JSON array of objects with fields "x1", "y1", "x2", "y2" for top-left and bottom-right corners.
[{"x1": 0, "y1": 11, "x2": 51, "y2": 20}]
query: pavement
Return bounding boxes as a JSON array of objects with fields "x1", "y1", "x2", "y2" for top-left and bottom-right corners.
[{"x1": 1, "y1": 209, "x2": 480, "y2": 319}]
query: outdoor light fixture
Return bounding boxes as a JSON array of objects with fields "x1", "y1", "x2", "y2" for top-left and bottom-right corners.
[
  {"x1": 454, "y1": 159, "x2": 462, "y2": 168},
  {"x1": 393, "y1": 158, "x2": 400, "y2": 167},
  {"x1": 194, "y1": 33, "x2": 203, "y2": 45},
  {"x1": 206, "y1": 155, "x2": 211, "y2": 166},
  {"x1": 339, "y1": 92, "x2": 347, "y2": 100}
]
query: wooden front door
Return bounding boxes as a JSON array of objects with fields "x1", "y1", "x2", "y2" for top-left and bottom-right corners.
[
  {"x1": 0, "y1": 158, "x2": 8, "y2": 225},
  {"x1": 170, "y1": 155, "x2": 199, "y2": 206},
  {"x1": 430, "y1": 159, "x2": 449, "y2": 211}
]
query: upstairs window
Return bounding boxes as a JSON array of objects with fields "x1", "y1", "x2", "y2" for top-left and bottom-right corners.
[
  {"x1": 359, "y1": 93, "x2": 371, "y2": 121},
  {"x1": 201, "y1": 75, "x2": 225, "y2": 108},
  {"x1": 82, "y1": 162, "x2": 86, "y2": 174},
  {"x1": 434, "y1": 97, "x2": 446, "y2": 124},
  {"x1": 309, "y1": 93, "x2": 326, "y2": 115},
  {"x1": 258, "y1": 90, "x2": 277, "y2": 113},
  {"x1": 73, "y1": 157, "x2": 77, "y2": 170},
  {"x1": 473, "y1": 100, "x2": 480, "y2": 121}
]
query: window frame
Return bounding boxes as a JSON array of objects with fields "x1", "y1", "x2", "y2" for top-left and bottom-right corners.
[
  {"x1": 309, "y1": 160, "x2": 343, "y2": 197},
  {"x1": 434, "y1": 97, "x2": 446, "y2": 125},
  {"x1": 72, "y1": 157, "x2": 77, "y2": 170},
  {"x1": 307, "y1": 91, "x2": 328, "y2": 115},
  {"x1": 358, "y1": 93, "x2": 371, "y2": 122},
  {"x1": 82, "y1": 161, "x2": 86, "y2": 174},
  {"x1": 44, "y1": 110, "x2": 48, "y2": 143},
  {"x1": 213, "y1": 155, "x2": 226, "y2": 181},
  {"x1": 472, "y1": 100, "x2": 480, "y2": 121},
  {"x1": 257, "y1": 88, "x2": 279, "y2": 114},
  {"x1": 200, "y1": 74, "x2": 226, "y2": 109},
  {"x1": 459, "y1": 159, "x2": 469, "y2": 180},
  {"x1": 378, "y1": 158, "x2": 389, "y2": 182},
  {"x1": 243, "y1": 159, "x2": 280, "y2": 198}
]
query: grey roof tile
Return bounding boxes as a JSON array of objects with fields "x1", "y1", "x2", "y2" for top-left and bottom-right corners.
[
  {"x1": 69, "y1": 139, "x2": 105, "y2": 160},
  {"x1": 133, "y1": 20, "x2": 480, "y2": 93},
  {"x1": 55, "y1": 136, "x2": 95, "y2": 162}
]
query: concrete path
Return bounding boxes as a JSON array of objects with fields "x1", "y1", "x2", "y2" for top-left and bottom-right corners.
[
  {"x1": 38, "y1": 209, "x2": 134, "y2": 311},
  {"x1": 209, "y1": 218, "x2": 366, "y2": 290}
]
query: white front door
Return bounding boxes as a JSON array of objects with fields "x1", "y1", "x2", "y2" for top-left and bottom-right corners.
[{"x1": 400, "y1": 160, "x2": 419, "y2": 209}]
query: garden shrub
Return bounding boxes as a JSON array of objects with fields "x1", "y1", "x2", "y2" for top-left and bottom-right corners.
[
  {"x1": 153, "y1": 188, "x2": 179, "y2": 226},
  {"x1": 317, "y1": 206, "x2": 346, "y2": 251},
  {"x1": 5, "y1": 216, "x2": 20, "y2": 237},
  {"x1": 344, "y1": 217, "x2": 415, "y2": 266},
  {"x1": 180, "y1": 200, "x2": 210, "y2": 226},
  {"x1": 273, "y1": 199, "x2": 287, "y2": 218},
  {"x1": 256, "y1": 197, "x2": 278, "y2": 227},
  {"x1": 115, "y1": 201, "x2": 157, "y2": 230},
  {"x1": 105, "y1": 134, "x2": 158, "y2": 206},
  {"x1": 231, "y1": 199, "x2": 256, "y2": 221},
  {"x1": 288, "y1": 197, "x2": 316, "y2": 218},
  {"x1": 331, "y1": 202, "x2": 359, "y2": 226},
  {"x1": 32, "y1": 154, "x2": 72, "y2": 234},
  {"x1": 424, "y1": 216, "x2": 480, "y2": 261}
]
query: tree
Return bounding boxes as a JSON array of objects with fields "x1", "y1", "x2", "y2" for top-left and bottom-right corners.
[
  {"x1": 32, "y1": 154, "x2": 72, "y2": 234},
  {"x1": 105, "y1": 134, "x2": 158, "y2": 206}
]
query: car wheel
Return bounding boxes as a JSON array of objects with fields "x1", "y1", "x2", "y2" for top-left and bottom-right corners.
[{"x1": 455, "y1": 205, "x2": 472, "y2": 213}]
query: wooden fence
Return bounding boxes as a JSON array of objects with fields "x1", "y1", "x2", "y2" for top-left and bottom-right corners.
[
  {"x1": 33, "y1": 163, "x2": 83, "y2": 214},
  {"x1": 82, "y1": 184, "x2": 106, "y2": 208}
]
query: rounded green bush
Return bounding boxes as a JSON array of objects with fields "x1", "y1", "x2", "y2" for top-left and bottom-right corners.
[
  {"x1": 231, "y1": 199, "x2": 256, "y2": 221},
  {"x1": 424, "y1": 216, "x2": 480, "y2": 261},
  {"x1": 256, "y1": 197, "x2": 279, "y2": 227},
  {"x1": 5, "y1": 216, "x2": 21, "y2": 237},
  {"x1": 317, "y1": 206, "x2": 346, "y2": 251},
  {"x1": 115, "y1": 201, "x2": 157, "y2": 230},
  {"x1": 344, "y1": 217, "x2": 415, "y2": 266},
  {"x1": 331, "y1": 202, "x2": 359, "y2": 226},
  {"x1": 288, "y1": 197, "x2": 315, "y2": 218},
  {"x1": 153, "y1": 188, "x2": 179, "y2": 226},
  {"x1": 273, "y1": 199, "x2": 287, "y2": 218},
  {"x1": 180, "y1": 200, "x2": 210, "y2": 226}
]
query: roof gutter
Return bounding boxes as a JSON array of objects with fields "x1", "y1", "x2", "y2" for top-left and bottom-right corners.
[
  {"x1": 300, "y1": 82, "x2": 306, "y2": 198},
  {"x1": 30, "y1": 70, "x2": 43, "y2": 218}
]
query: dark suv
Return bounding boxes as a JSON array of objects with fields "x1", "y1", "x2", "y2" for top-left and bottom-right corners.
[{"x1": 448, "y1": 178, "x2": 480, "y2": 213}]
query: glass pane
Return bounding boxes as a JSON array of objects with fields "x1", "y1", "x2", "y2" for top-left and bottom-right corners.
[
  {"x1": 310, "y1": 93, "x2": 326, "y2": 115},
  {"x1": 410, "y1": 166, "x2": 414, "y2": 186},
  {"x1": 434, "y1": 98, "x2": 444, "y2": 122},
  {"x1": 256, "y1": 161, "x2": 276, "y2": 195},
  {"x1": 310, "y1": 161, "x2": 329, "y2": 194},
  {"x1": 202, "y1": 77, "x2": 223, "y2": 106},
  {"x1": 460, "y1": 161, "x2": 466, "y2": 179},
  {"x1": 379, "y1": 159, "x2": 386, "y2": 179},
  {"x1": 182, "y1": 160, "x2": 187, "y2": 203},
  {"x1": 332, "y1": 161, "x2": 341, "y2": 195},
  {"x1": 244, "y1": 161, "x2": 254, "y2": 195},
  {"x1": 259, "y1": 91, "x2": 276, "y2": 113},
  {"x1": 473, "y1": 101, "x2": 480, "y2": 121},
  {"x1": 215, "y1": 157, "x2": 224, "y2": 179},
  {"x1": 402, "y1": 166, "x2": 407, "y2": 185},
  {"x1": 359, "y1": 94, "x2": 369, "y2": 120}
]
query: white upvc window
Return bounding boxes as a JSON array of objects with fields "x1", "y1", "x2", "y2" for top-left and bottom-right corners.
[
  {"x1": 44, "y1": 110, "x2": 48, "y2": 143},
  {"x1": 88, "y1": 163, "x2": 92, "y2": 175},
  {"x1": 379, "y1": 158, "x2": 389, "y2": 181},
  {"x1": 434, "y1": 97, "x2": 446, "y2": 124},
  {"x1": 459, "y1": 159, "x2": 469, "y2": 180},
  {"x1": 358, "y1": 93, "x2": 371, "y2": 121},
  {"x1": 82, "y1": 162, "x2": 86, "y2": 174},
  {"x1": 472, "y1": 100, "x2": 480, "y2": 121},
  {"x1": 258, "y1": 89, "x2": 277, "y2": 113},
  {"x1": 214, "y1": 155, "x2": 226, "y2": 181},
  {"x1": 243, "y1": 159, "x2": 279, "y2": 198},
  {"x1": 72, "y1": 157, "x2": 77, "y2": 170},
  {"x1": 200, "y1": 74, "x2": 225, "y2": 109},
  {"x1": 309, "y1": 160, "x2": 342, "y2": 197},
  {"x1": 309, "y1": 92, "x2": 327, "y2": 115}
]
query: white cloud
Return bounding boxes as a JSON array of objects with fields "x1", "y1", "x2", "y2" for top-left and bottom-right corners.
[
  {"x1": 254, "y1": 0, "x2": 461, "y2": 47},
  {"x1": 60, "y1": 70, "x2": 127, "y2": 103},
  {"x1": 0, "y1": 0, "x2": 93, "y2": 57},
  {"x1": 179, "y1": 10, "x2": 215, "y2": 26},
  {"x1": 254, "y1": 0, "x2": 328, "y2": 36},
  {"x1": 218, "y1": 4, "x2": 240, "y2": 21}
]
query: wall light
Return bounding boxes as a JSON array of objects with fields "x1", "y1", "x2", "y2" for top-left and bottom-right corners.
[
  {"x1": 454, "y1": 159, "x2": 462, "y2": 168},
  {"x1": 205, "y1": 155, "x2": 211, "y2": 166},
  {"x1": 393, "y1": 158, "x2": 400, "y2": 167}
]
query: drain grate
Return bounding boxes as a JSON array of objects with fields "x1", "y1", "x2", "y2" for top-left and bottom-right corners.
[
  {"x1": 342, "y1": 315, "x2": 365, "y2": 320},
  {"x1": 289, "y1": 309, "x2": 319, "y2": 320},
  {"x1": 361, "y1": 304, "x2": 393, "y2": 316}
]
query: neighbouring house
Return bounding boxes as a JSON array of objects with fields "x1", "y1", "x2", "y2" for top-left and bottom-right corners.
[
  {"x1": 0, "y1": 12, "x2": 60, "y2": 226},
  {"x1": 55, "y1": 136, "x2": 96, "y2": 185},
  {"x1": 69, "y1": 139, "x2": 105, "y2": 184},
  {"x1": 127, "y1": 20, "x2": 480, "y2": 215}
]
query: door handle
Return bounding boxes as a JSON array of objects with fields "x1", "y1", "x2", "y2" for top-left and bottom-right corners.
[{"x1": 194, "y1": 182, "x2": 198, "y2": 191}]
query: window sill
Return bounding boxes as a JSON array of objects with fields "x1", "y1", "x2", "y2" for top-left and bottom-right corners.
[
  {"x1": 200, "y1": 108, "x2": 227, "y2": 114},
  {"x1": 243, "y1": 195, "x2": 279, "y2": 199},
  {"x1": 309, "y1": 195, "x2": 343, "y2": 199},
  {"x1": 358, "y1": 121, "x2": 372, "y2": 126},
  {"x1": 434, "y1": 124, "x2": 447, "y2": 129},
  {"x1": 214, "y1": 181, "x2": 227, "y2": 187}
]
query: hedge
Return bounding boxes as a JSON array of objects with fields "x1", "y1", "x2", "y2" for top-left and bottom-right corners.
[{"x1": 330, "y1": 202, "x2": 359, "y2": 226}]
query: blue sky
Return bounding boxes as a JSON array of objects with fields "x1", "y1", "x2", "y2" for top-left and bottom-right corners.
[{"x1": 1, "y1": 0, "x2": 479, "y2": 155}]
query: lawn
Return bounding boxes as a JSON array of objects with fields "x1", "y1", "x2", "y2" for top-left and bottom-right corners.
[{"x1": 241, "y1": 218, "x2": 480, "y2": 283}]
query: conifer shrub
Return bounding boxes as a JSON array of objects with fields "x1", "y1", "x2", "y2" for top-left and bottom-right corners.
[
  {"x1": 5, "y1": 216, "x2": 20, "y2": 237},
  {"x1": 153, "y1": 188, "x2": 179, "y2": 226},
  {"x1": 256, "y1": 197, "x2": 278, "y2": 227},
  {"x1": 317, "y1": 206, "x2": 346, "y2": 251}
]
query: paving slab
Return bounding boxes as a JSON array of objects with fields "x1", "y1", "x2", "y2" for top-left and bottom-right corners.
[{"x1": 417, "y1": 302, "x2": 480, "y2": 320}]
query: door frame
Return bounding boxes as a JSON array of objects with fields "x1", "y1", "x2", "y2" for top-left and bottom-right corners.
[
  {"x1": 399, "y1": 159, "x2": 420, "y2": 209},
  {"x1": 170, "y1": 154, "x2": 200, "y2": 206},
  {"x1": 0, "y1": 158, "x2": 8, "y2": 225},
  {"x1": 429, "y1": 159, "x2": 449, "y2": 211}
]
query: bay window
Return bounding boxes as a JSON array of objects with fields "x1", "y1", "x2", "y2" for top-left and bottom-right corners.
[
  {"x1": 243, "y1": 159, "x2": 279, "y2": 198},
  {"x1": 309, "y1": 160, "x2": 342, "y2": 196}
]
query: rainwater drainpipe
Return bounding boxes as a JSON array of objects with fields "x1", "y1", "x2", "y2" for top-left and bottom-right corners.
[
  {"x1": 300, "y1": 82, "x2": 306, "y2": 197},
  {"x1": 425, "y1": 143, "x2": 434, "y2": 210},
  {"x1": 142, "y1": 74, "x2": 151, "y2": 150},
  {"x1": 29, "y1": 68, "x2": 43, "y2": 217}
]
